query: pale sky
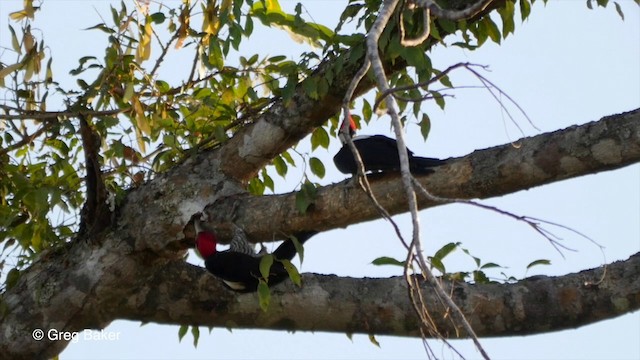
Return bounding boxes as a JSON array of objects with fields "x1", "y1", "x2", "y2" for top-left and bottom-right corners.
[{"x1": 1, "y1": 1, "x2": 638, "y2": 359}]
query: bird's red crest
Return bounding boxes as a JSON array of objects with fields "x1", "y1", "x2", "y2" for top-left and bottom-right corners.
[
  {"x1": 348, "y1": 115, "x2": 357, "y2": 132},
  {"x1": 341, "y1": 115, "x2": 356, "y2": 131},
  {"x1": 196, "y1": 231, "x2": 217, "y2": 258},
  {"x1": 339, "y1": 115, "x2": 357, "y2": 141}
]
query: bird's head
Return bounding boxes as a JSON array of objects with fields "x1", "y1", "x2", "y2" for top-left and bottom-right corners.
[
  {"x1": 196, "y1": 230, "x2": 217, "y2": 258},
  {"x1": 338, "y1": 115, "x2": 357, "y2": 144},
  {"x1": 194, "y1": 217, "x2": 217, "y2": 258}
]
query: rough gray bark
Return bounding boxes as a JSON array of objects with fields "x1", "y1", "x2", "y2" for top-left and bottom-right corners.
[
  {"x1": 126, "y1": 252, "x2": 640, "y2": 338},
  {"x1": 0, "y1": 110, "x2": 638, "y2": 359},
  {"x1": 209, "y1": 109, "x2": 640, "y2": 240}
]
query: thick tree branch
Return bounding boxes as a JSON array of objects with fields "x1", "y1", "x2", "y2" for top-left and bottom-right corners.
[
  {"x1": 211, "y1": 108, "x2": 640, "y2": 241},
  {"x1": 126, "y1": 252, "x2": 640, "y2": 338},
  {"x1": 2, "y1": 226, "x2": 638, "y2": 359}
]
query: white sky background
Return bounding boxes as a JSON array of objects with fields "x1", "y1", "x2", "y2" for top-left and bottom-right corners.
[{"x1": 1, "y1": 0, "x2": 639, "y2": 359}]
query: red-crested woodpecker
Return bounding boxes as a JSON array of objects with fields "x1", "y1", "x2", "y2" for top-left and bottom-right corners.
[{"x1": 195, "y1": 226, "x2": 317, "y2": 292}]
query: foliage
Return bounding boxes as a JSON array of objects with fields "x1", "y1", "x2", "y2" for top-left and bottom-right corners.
[{"x1": 372, "y1": 241, "x2": 550, "y2": 284}]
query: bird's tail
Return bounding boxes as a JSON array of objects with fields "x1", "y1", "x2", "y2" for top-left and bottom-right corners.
[
  {"x1": 410, "y1": 156, "x2": 448, "y2": 174},
  {"x1": 273, "y1": 231, "x2": 318, "y2": 260}
]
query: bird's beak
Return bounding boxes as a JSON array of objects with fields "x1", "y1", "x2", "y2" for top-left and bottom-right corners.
[
  {"x1": 194, "y1": 218, "x2": 203, "y2": 233},
  {"x1": 338, "y1": 131, "x2": 349, "y2": 145}
]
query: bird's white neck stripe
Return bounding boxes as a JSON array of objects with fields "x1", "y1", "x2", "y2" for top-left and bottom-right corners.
[{"x1": 353, "y1": 135, "x2": 373, "y2": 140}]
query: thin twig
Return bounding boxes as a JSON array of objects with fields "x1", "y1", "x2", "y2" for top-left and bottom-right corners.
[
  {"x1": 409, "y1": 177, "x2": 604, "y2": 257},
  {"x1": 373, "y1": 62, "x2": 484, "y2": 112},
  {"x1": 364, "y1": 0, "x2": 491, "y2": 358},
  {"x1": 0, "y1": 123, "x2": 50, "y2": 155},
  {"x1": 0, "y1": 107, "x2": 125, "y2": 121},
  {"x1": 413, "y1": 0, "x2": 493, "y2": 20},
  {"x1": 465, "y1": 65, "x2": 540, "y2": 132},
  {"x1": 400, "y1": 7, "x2": 431, "y2": 47},
  {"x1": 149, "y1": 28, "x2": 180, "y2": 79}
]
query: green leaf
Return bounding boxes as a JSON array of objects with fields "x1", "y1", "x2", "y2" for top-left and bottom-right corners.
[
  {"x1": 526, "y1": 259, "x2": 551, "y2": 269},
  {"x1": 257, "y1": 280, "x2": 271, "y2": 312},
  {"x1": 155, "y1": 80, "x2": 170, "y2": 93},
  {"x1": 262, "y1": 171, "x2": 274, "y2": 192},
  {"x1": 437, "y1": 18, "x2": 457, "y2": 34},
  {"x1": 371, "y1": 256, "x2": 405, "y2": 267},
  {"x1": 309, "y1": 157, "x2": 325, "y2": 178},
  {"x1": 9, "y1": 25, "x2": 20, "y2": 54},
  {"x1": 281, "y1": 74, "x2": 297, "y2": 102},
  {"x1": 448, "y1": 272, "x2": 469, "y2": 282},
  {"x1": 150, "y1": 12, "x2": 166, "y2": 24},
  {"x1": 429, "y1": 257, "x2": 446, "y2": 273},
  {"x1": 291, "y1": 235, "x2": 305, "y2": 263},
  {"x1": 498, "y1": 1, "x2": 516, "y2": 38},
  {"x1": 520, "y1": 0, "x2": 532, "y2": 21},
  {"x1": 433, "y1": 242, "x2": 459, "y2": 261},
  {"x1": 402, "y1": 46, "x2": 429, "y2": 72},
  {"x1": 281, "y1": 151, "x2": 295, "y2": 165},
  {"x1": 163, "y1": 134, "x2": 176, "y2": 148},
  {"x1": 248, "y1": 177, "x2": 265, "y2": 195},
  {"x1": 451, "y1": 41, "x2": 478, "y2": 51},
  {"x1": 280, "y1": 259, "x2": 301, "y2": 286},
  {"x1": 303, "y1": 77, "x2": 318, "y2": 99},
  {"x1": 437, "y1": 72, "x2": 453, "y2": 88},
  {"x1": 5, "y1": 268, "x2": 20, "y2": 290},
  {"x1": 473, "y1": 270, "x2": 490, "y2": 284},
  {"x1": 432, "y1": 91, "x2": 446, "y2": 110},
  {"x1": 268, "y1": 55, "x2": 287, "y2": 63},
  {"x1": 362, "y1": 99, "x2": 372, "y2": 121},
  {"x1": 368, "y1": 334, "x2": 381, "y2": 347},
  {"x1": 245, "y1": 14, "x2": 254, "y2": 36},
  {"x1": 208, "y1": 40, "x2": 224, "y2": 70},
  {"x1": 273, "y1": 155, "x2": 288, "y2": 177},
  {"x1": 250, "y1": 0, "x2": 333, "y2": 46},
  {"x1": 45, "y1": 57, "x2": 53, "y2": 84},
  {"x1": 310, "y1": 127, "x2": 330, "y2": 150},
  {"x1": 259, "y1": 254, "x2": 274, "y2": 280},
  {"x1": 428, "y1": 18, "x2": 441, "y2": 40},
  {"x1": 480, "y1": 262, "x2": 502, "y2": 269},
  {"x1": 191, "y1": 326, "x2": 200, "y2": 348},
  {"x1": 122, "y1": 82, "x2": 134, "y2": 103},
  {"x1": 295, "y1": 181, "x2": 317, "y2": 214},
  {"x1": 178, "y1": 325, "x2": 188, "y2": 343},
  {"x1": 247, "y1": 54, "x2": 259, "y2": 66},
  {"x1": 419, "y1": 113, "x2": 431, "y2": 140},
  {"x1": 483, "y1": 17, "x2": 502, "y2": 44},
  {"x1": 471, "y1": 255, "x2": 481, "y2": 268}
]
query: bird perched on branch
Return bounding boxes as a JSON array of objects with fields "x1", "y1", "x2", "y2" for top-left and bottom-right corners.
[
  {"x1": 333, "y1": 115, "x2": 446, "y2": 175},
  {"x1": 195, "y1": 226, "x2": 317, "y2": 292}
]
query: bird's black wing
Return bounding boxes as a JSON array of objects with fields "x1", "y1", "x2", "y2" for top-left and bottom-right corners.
[
  {"x1": 204, "y1": 232, "x2": 317, "y2": 292},
  {"x1": 205, "y1": 252, "x2": 261, "y2": 292},
  {"x1": 354, "y1": 135, "x2": 404, "y2": 172}
]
